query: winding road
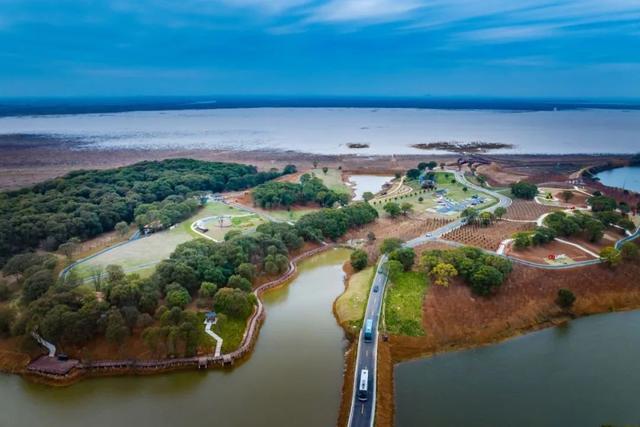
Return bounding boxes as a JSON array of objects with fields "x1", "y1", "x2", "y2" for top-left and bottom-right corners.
[{"x1": 347, "y1": 169, "x2": 639, "y2": 427}]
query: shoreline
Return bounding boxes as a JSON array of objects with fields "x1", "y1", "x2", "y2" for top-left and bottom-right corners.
[
  {"x1": 7, "y1": 244, "x2": 338, "y2": 386},
  {"x1": 0, "y1": 135, "x2": 634, "y2": 191}
]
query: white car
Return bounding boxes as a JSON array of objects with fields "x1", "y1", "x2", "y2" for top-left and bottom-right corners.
[{"x1": 425, "y1": 232, "x2": 433, "y2": 238}]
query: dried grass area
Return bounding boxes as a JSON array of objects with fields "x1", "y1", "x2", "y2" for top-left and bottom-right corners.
[
  {"x1": 342, "y1": 216, "x2": 452, "y2": 261},
  {"x1": 389, "y1": 261, "x2": 640, "y2": 362},
  {"x1": 506, "y1": 239, "x2": 596, "y2": 263},
  {"x1": 443, "y1": 221, "x2": 535, "y2": 251},
  {"x1": 504, "y1": 199, "x2": 559, "y2": 221}
]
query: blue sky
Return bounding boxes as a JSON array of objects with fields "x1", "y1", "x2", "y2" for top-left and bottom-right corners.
[{"x1": 0, "y1": 0, "x2": 639, "y2": 98}]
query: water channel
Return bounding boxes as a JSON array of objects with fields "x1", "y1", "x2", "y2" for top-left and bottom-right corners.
[
  {"x1": 0, "y1": 248, "x2": 351, "y2": 427},
  {"x1": 395, "y1": 310, "x2": 640, "y2": 427},
  {"x1": 596, "y1": 166, "x2": 640, "y2": 193}
]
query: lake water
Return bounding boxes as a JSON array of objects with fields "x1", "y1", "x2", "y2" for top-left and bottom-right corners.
[
  {"x1": 395, "y1": 310, "x2": 640, "y2": 427},
  {"x1": 1, "y1": 108, "x2": 639, "y2": 154},
  {"x1": 349, "y1": 175, "x2": 393, "y2": 200},
  {"x1": 596, "y1": 166, "x2": 640, "y2": 193},
  {"x1": 0, "y1": 248, "x2": 351, "y2": 427}
]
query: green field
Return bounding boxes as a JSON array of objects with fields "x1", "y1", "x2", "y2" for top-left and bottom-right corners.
[
  {"x1": 335, "y1": 266, "x2": 374, "y2": 331},
  {"x1": 72, "y1": 202, "x2": 256, "y2": 280},
  {"x1": 210, "y1": 313, "x2": 247, "y2": 353},
  {"x1": 309, "y1": 168, "x2": 352, "y2": 196},
  {"x1": 384, "y1": 270, "x2": 428, "y2": 336},
  {"x1": 202, "y1": 213, "x2": 265, "y2": 241},
  {"x1": 371, "y1": 172, "x2": 497, "y2": 216}
]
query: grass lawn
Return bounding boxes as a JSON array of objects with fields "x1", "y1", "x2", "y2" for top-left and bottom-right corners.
[
  {"x1": 72, "y1": 202, "x2": 246, "y2": 280},
  {"x1": 309, "y1": 168, "x2": 352, "y2": 195},
  {"x1": 210, "y1": 313, "x2": 247, "y2": 353},
  {"x1": 260, "y1": 207, "x2": 319, "y2": 222},
  {"x1": 384, "y1": 270, "x2": 428, "y2": 336},
  {"x1": 371, "y1": 172, "x2": 497, "y2": 217},
  {"x1": 335, "y1": 266, "x2": 374, "y2": 331}
]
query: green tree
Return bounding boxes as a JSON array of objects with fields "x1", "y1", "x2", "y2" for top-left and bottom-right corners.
[
  {"x1": 513, "y1": 232, "x2": 532, "y2": 249},
  {"x1": 58, "y1": 237, "x2": 81, "y2": 260},
  {"x1": 389, "y1": 248, "x2": 416, "y2": 271},
  {"x1": 227, "y1": 274, "x2": 252, "y2": 292},
  {"x1": 510, "y1": 182, "x2": 538, "y2": 200},
  {"x1": 461, "y1": 207, "x2": 479, "y2": 224},
  {"x1": 0, "y1": 306, "x2": 15, "y2": 337},
  {"x1": 322, "y1": 167, "x2": 329, "y2": 174},
  {"x1": 383, "y1": 202, "x2": 402, "y2": 218},
  {"x1": 22, "y1": 269, "x2": 53, "y2": 303},
  {"x1": 620, "y1": 242, "x2": 639, "y2": 260},
  {"x1": 236, "y1": 263, "x2": 257, "y2": 281},
  {"x1": 115, "y1": 221, "x2": 129, "y2": 236},
  {"x1": 362, "y1": 192, "x2": 375, "y2": 202},
  {"x1": 350, "y1": 249, "x2": 368, "y2": 271},
  {"x1": 105, "y1": 308, "x2": 129, "y2": 345},
  {"x1": 599, "y1": 246, "x2": 622, "y2": 268},
  {"x1": 380, "y1": 238, "x2": 403, "y2": 254},
  {"x1": 469, "y1": 265, "x2": 504, "y2": 296},
  {"x1": 406, "y1": 169, "x2": 421, "y2": 180},
  {"x1": 556, "y1": 288, "x2": 576, "y2": 309},
  {"x1": 214, "y1": 288, "x2": 253, "y2": 319},
  {"x1": 494, "y1": 207, "x2": 507, "y2": 219},
  {"x1": 366, "y1": 231, "x2": 376, "y2": 243},
  {"x1": 430, "y1": 263, "x2": 458, "y2": 287},
  {"x1": 165, "y1": 284, "x2": 192, "y2": 309},
  {"x1": 199, "y1": 282, "x2": 218, "y2": 298},
  {"x1": 386, "y1": 260, "x2": 404, "y2": 281},
  {"x1": 400, "y1": 203, "x2": 413, "y2": 215}
]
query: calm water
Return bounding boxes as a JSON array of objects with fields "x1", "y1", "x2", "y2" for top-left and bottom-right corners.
[
  {"x1": 349, "y1": 175, "x2": 393, "y2": 200},
  {"x1": 1, "y1": 108, "x2": 639, "y2": 154},
  {"x1": 596, "y1": 166, "x2": 640, "y2": 192},
  {"x1": 0, "y1": 248, "x2": 351, "y2": 427},
  {"x1": 395, "y1": 310, "x2": 640, "y2": 427}
]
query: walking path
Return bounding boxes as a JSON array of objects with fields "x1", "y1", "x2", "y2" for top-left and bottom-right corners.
[{"x1": 204, "y1": 320, "x2": 223, "y2": 357}]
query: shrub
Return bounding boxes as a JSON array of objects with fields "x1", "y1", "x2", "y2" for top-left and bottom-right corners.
[
  {"x1": 556, "y1": 289, "x2": 576, "y2": 309},
  {"x1": 350, "y1": 250, "x2": 368, "y2": 271},
  {"x1": 600, "y1": 246, "x2": 622, "y2": 268},
  {"x1": 510, "y1": 181, "x2": 538, "y2": 200},
  {"x1": 380, "y1": 238, "x2": 404, "y2": 254}
]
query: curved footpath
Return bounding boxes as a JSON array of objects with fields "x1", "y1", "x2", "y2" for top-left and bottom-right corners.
[
  {"x1": 347, "y1": 169, "x2": 639, "y2": 427},
  {"x1": 28, "y1": 244, "x2": 335, "y2": 381}
]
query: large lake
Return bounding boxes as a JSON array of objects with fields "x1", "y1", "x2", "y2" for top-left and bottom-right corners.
[
  {"x1": 596, "y1": 166, "x2": 640, "y2": 193},
  {"x1": 0, "y1": 248, "x2": 351, "y2": 427},
  {"x1": 1, "y1": 108, "x2": 639, "y2": 154},
  {"x1": 395, "y1": 310, "x2": 640, "y2": 427}
]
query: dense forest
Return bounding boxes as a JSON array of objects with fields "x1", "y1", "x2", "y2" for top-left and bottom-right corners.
[
  {"x1": 0, "y1": 201, "x2": 378, "y2": 357},
  {"x1": 252, "y1": 174, "x2": 349, "y2": 209},
  {"x1": 0, "y1": 159, "x2": 291, "y2": 265}
]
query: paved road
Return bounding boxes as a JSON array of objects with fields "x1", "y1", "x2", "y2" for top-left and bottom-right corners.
[
  {"x1": 347, "y1": 169, "x2": 512, "y2": 427},
  {"x1": 347, "y1": 255, "x2": 388, "y2": 427}
]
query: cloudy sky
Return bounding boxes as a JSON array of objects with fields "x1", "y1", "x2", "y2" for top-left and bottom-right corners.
[{"x1": 0, "y1": 0, "x2": 639, "y2": 97}]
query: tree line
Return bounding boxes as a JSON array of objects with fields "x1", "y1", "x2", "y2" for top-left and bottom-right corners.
[
  {"x1": 0, "y1": 200, "x2": 378, "y2": 357},
  {"x1": 0, "y1": 159, "x2": 292, "y2": 265},
  {"x1": 252, "y1": 173, "x2": 349, "y2": 209}
]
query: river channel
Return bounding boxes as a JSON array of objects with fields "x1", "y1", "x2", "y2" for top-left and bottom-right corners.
[
  {"x1": 395, "y1": 310, "x2": 640, "y2": 426},
  {"x1": 0, "y1": 248, "x2": 351, "y2": 427}
]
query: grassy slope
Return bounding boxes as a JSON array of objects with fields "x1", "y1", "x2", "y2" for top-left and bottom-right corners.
[
  {"x1": 310, "y1": 168, "x2": 352, "y2": 195},
  {"x1": 73, "y1": 202, "x2": 248, "y2": 279},
  {"x1": 384, "y1": 270, "x2": 428, "y2": 336},
  {"x1": 335, "y1": 266, "x2": 374, "y2": 330}
]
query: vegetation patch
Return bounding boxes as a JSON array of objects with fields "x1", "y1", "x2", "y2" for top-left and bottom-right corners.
[
  {"x1": 210, "y1": 313, "x2": 248, "y2": 353},
  {"x1": 335, "y1": 266, "x2": 374, "y2": 330},
  {"x1": 385, "y1": 271, "x2": 428, "y2": 336}
]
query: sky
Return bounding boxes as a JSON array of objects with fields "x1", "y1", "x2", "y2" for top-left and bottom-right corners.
[{"x1": 0, "y1": 0, "x2": 639, "y2": 98}]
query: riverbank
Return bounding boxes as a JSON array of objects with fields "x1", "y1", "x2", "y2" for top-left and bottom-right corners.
[
  {"x1": 2, "y1": 244, "x2": 339, "y2": 386},
  {"x1": 370, "y1": 260, "x2": 640, "y2": 427}
]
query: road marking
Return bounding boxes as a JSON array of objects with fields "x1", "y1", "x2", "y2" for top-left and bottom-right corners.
[
  {"x1": 366, "y1": 350, "x2": 369, "y2": 357},
  {"x1": 361, "y1": 404, "x2": 365, "y2": 415}
]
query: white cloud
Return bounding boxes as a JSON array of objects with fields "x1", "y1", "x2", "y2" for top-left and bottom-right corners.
[
  {"x1": 217, "y1": 0, "x2": 312, "y2": 14},
  {"x1": 308, "y1": 0, "x2": 423, "y2": 23},
  {"x1": 458, "y1": 24, "x2": 560, "y2": 43}
]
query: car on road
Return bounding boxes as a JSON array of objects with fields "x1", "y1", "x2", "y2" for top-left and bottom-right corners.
[
  {"x1": 364, "y1": 319, "x2": 374, "y2": 342},
  {"x1": 373, "y1": 285, "x2": 379, "y2": 292},
  {"x1": 425, "y1": 232, "x2": 433, "y2": 238}
]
